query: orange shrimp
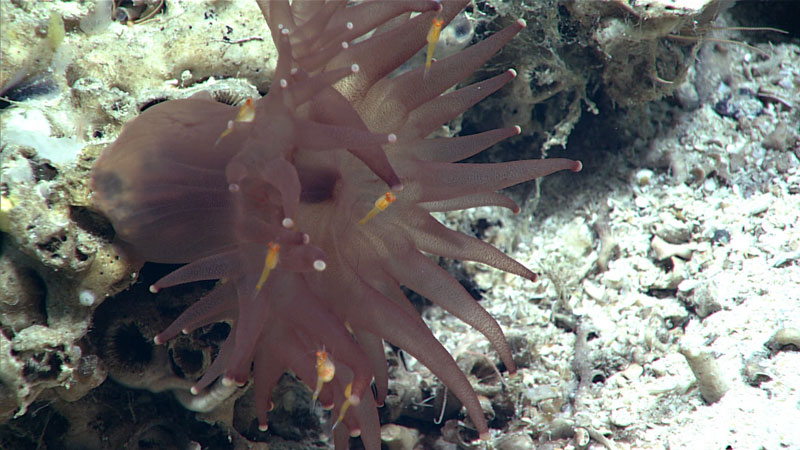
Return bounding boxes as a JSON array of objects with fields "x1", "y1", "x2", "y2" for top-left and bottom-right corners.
[
  {"x1": 358, "y1": 191, "x2": 397, "y2": 225},
  {"x1": 424, "y1": 16, "x2": 445, "y2": 80},
  {"x1": 215, "y1": 97, "x2": 256, "y2": 145},
  {"x1": 313, "y1": 348, "x2": 335, "y2": 402},
  {"x1": 255, "y1": 242, "x2": 280, "y2": 292}
]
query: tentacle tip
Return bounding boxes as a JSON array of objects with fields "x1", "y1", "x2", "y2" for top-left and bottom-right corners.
[
  {"x1": 348, "y1": 394, "x2": 360, "y2": 407},
  {"x1": 480, "y1": 431, "x2": 492, "y2": 441},
  {"x1": 181, "y1": 328, "x2": 190, "y2": 335},
  {"x1": 527, "y1": 272, "x2": 539, "y2": 282},
  {"x1": 313, "y1": 260, "x2": 327, "y2": 271},
  {"x1": 508, "y1": 68, "x2": 517, "y2": 78},
  {"x1": 282, "y1": 217, "x2": 294, "y2": 228},
  {"x1": 387, "y1": 133, "x2": 397, "y2": 143},
  {"x1": 350, "y1": 63, "x2": 360, "y2": 73},
  {"x1": 267, "y1": 401, "x2": 274, "y2": 412},
  {"x1": 258, "y1": 423, "x2": 269, "y2": 432},
  {"x1": 321, "y1": 402, "x2": 335, "y2": 410},
  {"x1": 153, "y1": 335, "x2": 164, "y2": 345},
  {"x1": 349, "y1": 428, "x2": 362, "y2": 438},
  {"x1": 149, "y1": 285, "x2": 159, "y2": 294},
  {"x1": 228, "y1": 183, "x2": 240, "y2": 193},
  {"x1": 190, "y1": 386, "x2": 200, "y2": 395},
  {"x1": 341, "y1": 41, "x2": 349, "y2": 49},
  {"x1": 279, "y1": 79, "x2": 288, "y2": 88},
  {"x1": 221, "y1": 376, "x2": 235, "y2": 387},
  {"x1": 513, "y1": 125, "x2": 522, "y2": 135},
  {"x1": 572, "y1": 160, "x2": 583, "y2": 172},
  {"x1": 391, "y1": 183, "x2": 404, "y2": 192},
  {"x1": 511, "y1": 206, "x2": 521, "y2": 214},
  {"x1": 516, "y1": 18, "x2": 527, "y2": 28}
]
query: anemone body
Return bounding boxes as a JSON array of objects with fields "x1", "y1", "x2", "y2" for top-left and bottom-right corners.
[{"x1": 90, "y1": 1, "x2": 581, "y2": 447}]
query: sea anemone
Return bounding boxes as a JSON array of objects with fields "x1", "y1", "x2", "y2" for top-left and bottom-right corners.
[{"x1": 90, "y1": 0, "x2": 582, "y2": 447}]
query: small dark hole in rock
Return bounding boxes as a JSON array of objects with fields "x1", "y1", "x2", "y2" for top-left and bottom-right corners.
[
  {"x1": 37, "y1": 236, "x2": 63, "y2": 255},
  {"x1": 17, "y1": 268, "x2": 48, "y2": 323},
  {"x1": 110, "y1": 322, "x2": 153, "y2": 366},
  {"x1": 23, "y1": 353, "x2": 62, "y2": 380},
  {"x1": 75, "y1": 248, "x2": 89, "y2": 261},
  {"x1": 169, "y1": 345, "x2": 204, "y2": 379},
  {"x1": 70, "y1": 205, "x2": 115, "y2": 240},
  {"x1": 471, "y1": 218, "x2": 500, "y2": 239},
  {"x1": 34, "y1": 162, "x2": 58, "y2": 181},
  {"x1": 712, "y1": 229, "x2": 731, "y2": 245}
]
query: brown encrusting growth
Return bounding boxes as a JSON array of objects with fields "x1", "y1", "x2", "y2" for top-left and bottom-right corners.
[{"x1": 90, "y1": 0, "x2": 581, "y2": 447}]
